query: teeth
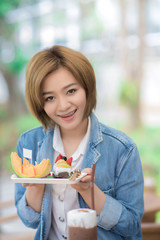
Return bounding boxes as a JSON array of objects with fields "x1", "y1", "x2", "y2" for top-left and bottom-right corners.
[{"x1": 61, "y1": 110, "x2": 75, "y2": 118}]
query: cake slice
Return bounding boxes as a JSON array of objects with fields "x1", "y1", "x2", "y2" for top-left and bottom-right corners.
[{"x1": 53, "y1": 154, "x2": 73, "y2": 178}]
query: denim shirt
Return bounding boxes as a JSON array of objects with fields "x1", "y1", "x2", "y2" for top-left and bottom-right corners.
[{"x1": 15, "y1": 113, "x2": 144, "y2": 240}]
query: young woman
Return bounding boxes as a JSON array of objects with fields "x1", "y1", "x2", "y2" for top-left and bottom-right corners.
[{"x1": 15, "y1": 45, "x2": 144, "y2": 240}]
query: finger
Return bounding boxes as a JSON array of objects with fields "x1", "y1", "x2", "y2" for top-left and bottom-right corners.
[
  {"x1": 22, "y1": 184, "x2": 28, "y2": 187},
  {"x1": 71, "y1": 181, "x2": 90, "y2": 191},
  {"x1": 22, "y1": 183, "x2": 34, "y2": 187},
  {"x1": 82, "y1": 168, "x2": 92, "y2": 175},
  {"x1": 80, "y1": 168, "x2": 92, "y2": 182},
  {"x1": 80, "y1": 174, "x2": 92, "y2": 183},
  {"x1": 79, "y1": 181, "x2": 90, "y2": 187}
]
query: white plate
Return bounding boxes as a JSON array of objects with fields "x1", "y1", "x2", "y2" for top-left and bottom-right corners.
[{"x1": 10, "y1": 172, "x2": 87, "y2": 184}]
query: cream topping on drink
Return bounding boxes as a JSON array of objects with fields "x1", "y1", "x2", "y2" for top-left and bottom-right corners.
[{"x1": 67, "y1": 209, "x2": 97, "y2": 228}]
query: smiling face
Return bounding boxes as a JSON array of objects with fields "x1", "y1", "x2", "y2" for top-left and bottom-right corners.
[{"x1": 42, "y1": 67, "x2": 87, "y2": 135}]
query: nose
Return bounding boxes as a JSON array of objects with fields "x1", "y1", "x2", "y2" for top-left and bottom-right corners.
[{"x1": 57, "y1": 95, "x2": 71, "y2": 111}]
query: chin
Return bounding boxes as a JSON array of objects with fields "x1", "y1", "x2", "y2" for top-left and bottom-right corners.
[{"x1": 61, "y1": 121, "x2": 82, "y2": 131}]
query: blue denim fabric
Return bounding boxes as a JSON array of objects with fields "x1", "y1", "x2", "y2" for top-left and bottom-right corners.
[{"x1": 15, "y1": 113, "x2": 144, "y2": 240}]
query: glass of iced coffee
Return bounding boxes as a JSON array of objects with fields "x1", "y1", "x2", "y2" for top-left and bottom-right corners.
[{"x1": 67, "y1": 208, "x2": 97, "y2": 240}]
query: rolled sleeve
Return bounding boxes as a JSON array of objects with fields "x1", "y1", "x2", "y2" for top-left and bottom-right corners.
[
  {"x1": 97, "y1": 194, "x2": 122, "y2": 229},
  {"x1": 17, "y1": 193, "x2": 41, "y2": 228}
]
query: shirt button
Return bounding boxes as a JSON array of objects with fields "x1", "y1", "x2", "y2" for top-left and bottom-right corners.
[
  {"x1": 58, "y1": 195, "x2": 64, "y2": 201},
  {"x1": 62, "y1": 235, "x2": 67, "y2": 239},
  {"x1": 59, "y1": 216, "x2": 65, "y2": 222}
]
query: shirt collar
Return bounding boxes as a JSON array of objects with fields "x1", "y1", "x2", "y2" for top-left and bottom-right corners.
[{"x1": 53, "y1": 124, "x2": 65, "y2": 155}]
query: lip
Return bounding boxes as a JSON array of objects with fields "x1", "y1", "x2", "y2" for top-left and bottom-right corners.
[{"x1": 58, "y1": 109, "x2": 77, "y2": 120}]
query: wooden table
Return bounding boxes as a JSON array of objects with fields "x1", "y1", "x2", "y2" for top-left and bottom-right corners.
[
  {"x1": 142, "y1": 184, "x2": 160, "y2": 223},
  {"x1": 142, "y1": 177, "x2": 160, "y2": 222},
  {"x1": 141, "y1": 179, "x2": 160, "y2": 240},
  {"x1": 141, "y1": 222, "x2": 160, "y2": 240}
]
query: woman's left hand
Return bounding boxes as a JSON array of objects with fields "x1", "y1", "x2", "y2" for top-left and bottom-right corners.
[
  {"x1": 71, "y1": 168, "x2": 106, "y2": 215},
  {"x1": 71, "y1": 168, "x2": 92, "y2": 192}
]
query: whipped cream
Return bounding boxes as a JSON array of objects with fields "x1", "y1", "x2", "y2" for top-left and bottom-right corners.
[
  {"x1": 53, "y1": 164, "x2": 71, "y2": 176},
  {"x1": 67, "y1": 209, "x2": 97, "y2": 228}
]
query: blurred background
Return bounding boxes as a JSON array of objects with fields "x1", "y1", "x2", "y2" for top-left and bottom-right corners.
[{"x1": 0, "y1": 0, "x2": 160, "y2": 239}]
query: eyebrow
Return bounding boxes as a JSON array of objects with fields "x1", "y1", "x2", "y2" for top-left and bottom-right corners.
[{"x1": 42, "y1": 83, "x2": 78, "y2": 96}]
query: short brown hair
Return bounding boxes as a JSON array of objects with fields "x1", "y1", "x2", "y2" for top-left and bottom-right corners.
[{"x1": 25, "y1": 45, "x2": 97, "y2": 129}]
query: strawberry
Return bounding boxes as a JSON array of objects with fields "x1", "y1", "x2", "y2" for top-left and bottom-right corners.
[
  {"x1": 55, "y1": 154, "x2": 62, "y2": 163},
  {"x1": 66, "y1": 157, "x2": 73, "y2": 166}
]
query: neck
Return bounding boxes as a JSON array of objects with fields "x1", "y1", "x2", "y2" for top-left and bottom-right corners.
[
  {"x1": 59, "y1": 118, "x2": 88, "y2": 158},
  {"x1": 60, "y1": 118, "x2": 88, "y2": 141}
]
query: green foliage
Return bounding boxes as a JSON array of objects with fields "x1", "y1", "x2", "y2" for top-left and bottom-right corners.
[
  {"x1": 82, "y1": 17, "x2": 104, "y2": 40},
  {"x1": 15, "y1": 114, "x2": 40, "y2": 133},
  {"x1": 52, "y1": 10, "x2": 67, "y2": 25},
  {"x1": 156, "y1": 211, "x2": 160, "y2": 223},
  {"x1": 119, "y1": 80, "x2": 138, "y2": 108},
  {"x1": 0, "y1": 1, "x2": 28, "y2": 74},
  {"x1": 1, "y1": 114, "x2": 40, "y2": 172},
  {"x1": 5, "y1": 47, "x2": 28, "y2": 74},
  {"x1": 0, "y1": 105, "x2": 8, "y2": 119},
  {"x1": 130, "y1": 127, "x2": 160, "y2": 194},
  {"x1": 81, "y1": 2, "x2": 104, "y2": 40},
  {"x1": 0, "y1": 0, "x2": 21, "y2": 18},
  {"x1": 130, "y1": 127, "x2": 160, "y2": 167}
]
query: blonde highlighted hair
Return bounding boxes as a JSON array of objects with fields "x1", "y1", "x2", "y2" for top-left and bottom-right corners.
[{"x1": 25, "y1": 45, "x2": 97, "y2": 129}]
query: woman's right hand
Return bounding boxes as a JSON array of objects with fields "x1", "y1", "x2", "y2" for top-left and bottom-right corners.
[{"x1": 22, "y1": 183, "x2": 43, "y2": 187}]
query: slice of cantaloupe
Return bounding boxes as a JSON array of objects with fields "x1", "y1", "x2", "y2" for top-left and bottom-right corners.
[
  {"x1": 11, "y1": 152, "x2": 23, "y2": 176},
  {"x1": 22, "y1": 164, "x2": 35, "y2": 177},
  {"x1": 11, "y1": 152, "x2": 51, "y2": 178},
  {"x1": 23, "y1": 158, "x2": 30, "y2": 167}
]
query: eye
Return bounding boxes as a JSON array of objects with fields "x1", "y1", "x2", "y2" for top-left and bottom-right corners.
[
  {"x1": 67, "y1": 88, "x2": 77, "y2": 95},
  {"x1": 44, "y1": 96, "x2": 55, "y2": 102}
]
